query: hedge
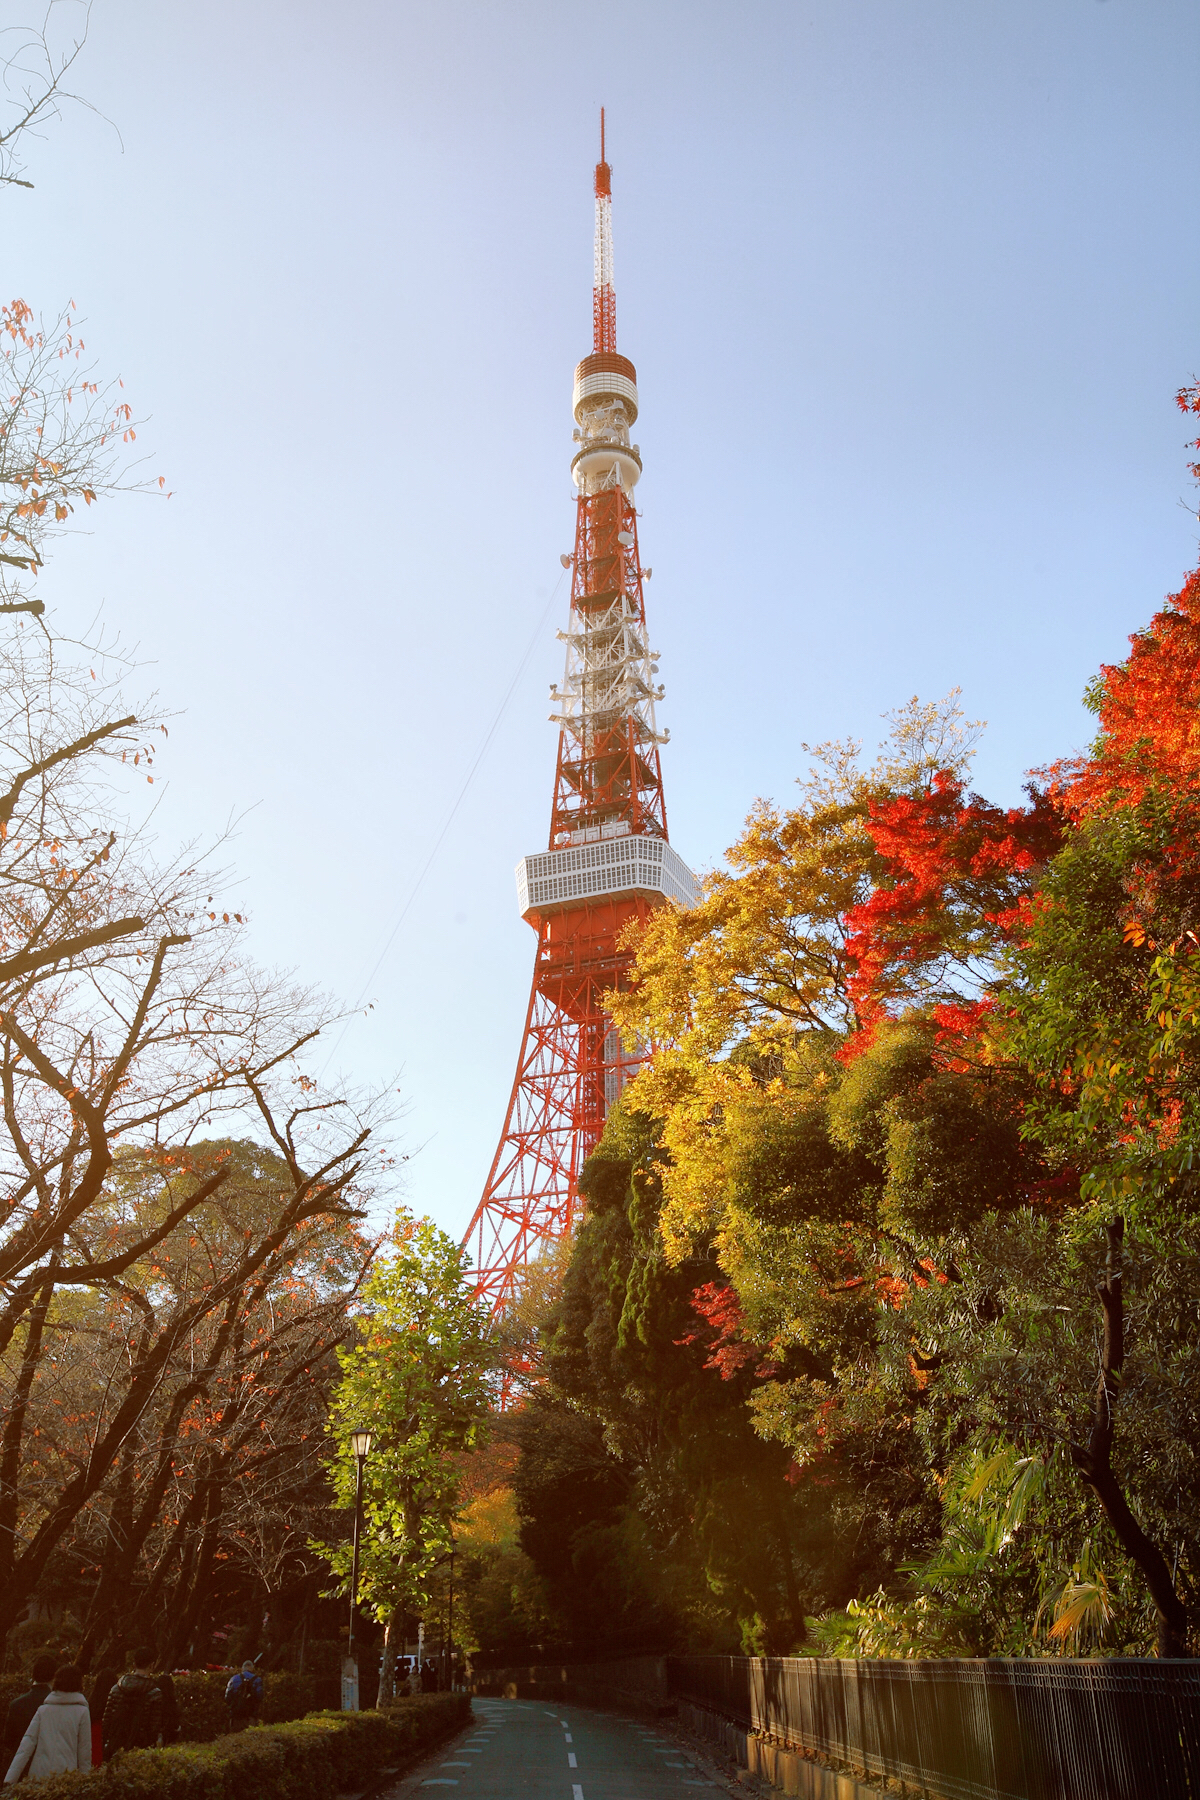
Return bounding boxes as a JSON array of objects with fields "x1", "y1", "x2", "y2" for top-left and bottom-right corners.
[
  {"x1": 28, "y1": 1692, "x2": 469, "y2": 1800},
  {"x1": 173, "y1": 1671, "x2": 339, "y2": 1741},
  {"x1": 0, "y1": 1671, "x2": 340, "y2": 1745}
]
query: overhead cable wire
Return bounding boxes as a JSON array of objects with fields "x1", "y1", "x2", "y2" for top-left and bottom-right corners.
[{"x1": 319, "y1": 571, "x2": 567, "y2": 1079}]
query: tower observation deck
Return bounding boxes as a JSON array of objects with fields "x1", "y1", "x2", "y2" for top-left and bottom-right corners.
[{"x1": 463, "y1": 115, "x2": 698, "y2": 1317}]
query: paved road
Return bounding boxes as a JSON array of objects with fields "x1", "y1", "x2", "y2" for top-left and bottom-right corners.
[{"x1": 390, "y1": 1698, "x2": 731, "y2": 1800}]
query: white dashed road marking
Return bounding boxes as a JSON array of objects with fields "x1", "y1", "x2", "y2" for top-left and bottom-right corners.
[{"x1": 400, "y1": 1699, "x2": 733, "y2": 1798}]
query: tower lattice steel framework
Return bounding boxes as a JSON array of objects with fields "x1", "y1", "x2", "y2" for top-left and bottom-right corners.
[{"x1": 463, "y1": 114, "x2": 697, "y2": 1317}]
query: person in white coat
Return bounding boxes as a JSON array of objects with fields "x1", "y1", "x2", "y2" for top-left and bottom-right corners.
[{"x1": 4, "y1": 1663, "x2": 91, "y2": 1784}]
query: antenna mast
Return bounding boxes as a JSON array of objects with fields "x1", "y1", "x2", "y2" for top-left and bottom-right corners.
[{"x1": 593, "y1": 107, "x2": 616, "y2": 353}]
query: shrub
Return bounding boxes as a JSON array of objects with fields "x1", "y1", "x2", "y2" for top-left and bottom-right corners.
[
  {"x1": 171, "y1": 1671, "x2": 338, "y2": 1743},
  {"x1": 0, "y1": 1668, "x2": 341, "y2": 1746},
  {"x1": 31, "y1": 1693, "x2": 468, "y2": 1800}
]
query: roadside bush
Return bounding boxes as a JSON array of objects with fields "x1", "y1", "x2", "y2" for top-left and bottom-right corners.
[
  {"x1": 172, "y1": 1671, "x2": 338, "y2": 1742},
  {"x1": 30, "y1": 1693, "x2": 468, "y2": 1800},
  {"x1": 0, "y1": 1670, "x2": 341, "y2": 1746}
]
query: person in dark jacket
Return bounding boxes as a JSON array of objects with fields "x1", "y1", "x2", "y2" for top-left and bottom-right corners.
[
  {"x1": 3, "y1": 1655, "x2": 56, "y2": 1762},
  {"x1": 223, "y1": 1662, "x2": 263, "y2": 1732},
  {"x1": 88, "y1": 1666, "x2": 121, "y2": 1766},
  {"x1": 102, "y1": 1647, "x2": 163, "y2": 1752}
]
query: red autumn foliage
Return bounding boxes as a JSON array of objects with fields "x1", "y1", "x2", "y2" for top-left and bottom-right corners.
[
  {"x1": 678, "y1": 1282, "x2": 780, "y2": 1381},
  {"x1": 1044, "y1": 564, "x2": 1200, "y2": 829},
  {"x1": 842, "y1": 773, "x2": 1061, "y2": 1037},
  {"x1": 1038, "y1": 387, "x2": 1200, "y2": 830},
  {"x1": 835, "y1": 385, "x2": 1200, "y2": 1046}
]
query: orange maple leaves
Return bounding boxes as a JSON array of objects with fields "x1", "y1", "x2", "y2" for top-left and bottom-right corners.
[{"x1": 841, "y1": 773, "x2": 1061, "y2": 1043}]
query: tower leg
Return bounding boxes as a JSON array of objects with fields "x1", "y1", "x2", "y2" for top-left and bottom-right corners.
[
  {"x1": 465, "y1": 896, "x2": 660, "y2": 1317},
  {"x1": 465, "y1": 935, "x2": 582, "y2": 1317}
]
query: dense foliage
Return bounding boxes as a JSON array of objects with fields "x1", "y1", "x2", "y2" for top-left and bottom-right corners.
[{"x1": 489, "y1": 399, "x2": 1200, "y2": 1661}]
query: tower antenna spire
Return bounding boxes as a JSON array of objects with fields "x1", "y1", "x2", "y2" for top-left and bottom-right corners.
[{"x1": 593, "y1": 107, "x2": 615, "y2": 352}]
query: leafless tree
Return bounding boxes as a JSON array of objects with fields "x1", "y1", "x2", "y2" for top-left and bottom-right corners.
[
  {"x1": 18, "y1": 1140, "x2": 383, "y2": 1667},
  {"x1": 0, "y1": 3, "x2": 99, "y2": 193},
  {"x1": 2, "y1": 296, "x2": 159, "y2": 615},
  {"x1": 0, "y1": 25, "x2": 396, "y2": 1661},
  {"x1": 0, "y1": 369, "x2": 392, "y2": 1658},
  {"x1": 0, "y1": 625, "x2": 393, "y2": 1651}
]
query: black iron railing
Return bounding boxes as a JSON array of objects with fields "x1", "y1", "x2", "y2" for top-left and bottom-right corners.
[{"x1": 667, "y1": 1654, "x2": 1200, "y2": 1800}]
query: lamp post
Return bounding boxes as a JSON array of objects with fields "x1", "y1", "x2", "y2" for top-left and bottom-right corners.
[
  {"x1": 446, "y1": 1541, "x2": 455, "y2": 1692},
  {"x1": 343, "y1": 1427, "x2": 372, "y2": 1711}
]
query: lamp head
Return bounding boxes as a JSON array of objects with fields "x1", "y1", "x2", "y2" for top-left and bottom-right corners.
[{"x1": 349, "y1": 1427, "x2": 373, "y2": 1460}]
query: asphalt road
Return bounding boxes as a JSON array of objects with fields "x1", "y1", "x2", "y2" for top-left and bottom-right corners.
[{"x1": 390, "y1": 1698, "x2": 731, "y2": 1800}]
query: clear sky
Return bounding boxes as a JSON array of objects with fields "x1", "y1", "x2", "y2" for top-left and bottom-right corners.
[{"x1": 7, "y1": 0, "x2": 1199, "y2": 1238}]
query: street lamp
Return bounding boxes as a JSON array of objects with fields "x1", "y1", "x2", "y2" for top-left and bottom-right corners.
[
  {"x1": 446, "y1": 1540, "x2": 456, "y2": 1692},
  {"x1": 345, "y1": 1428, "x2": 373, "y2": 1704}
]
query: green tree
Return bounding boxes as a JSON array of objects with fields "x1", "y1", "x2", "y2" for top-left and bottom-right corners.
[
  {"x1": 599, "y1": 651, "x2": 1190, "y2": 1656},
  {"x1": 513, "y1": 1102, "x2": 850, "y2": 1656},
  {"x1": 319, "y1": 1215, "x2": 493, "y2": 1704},
  {"x1": 1004, "y1": 548, "x2": 1200, "y2": 1657}
]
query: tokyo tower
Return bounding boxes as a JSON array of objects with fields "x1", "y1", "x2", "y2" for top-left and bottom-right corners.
[{"x1": 463, "y1": 114, "x2": 697, "y2": 1317}]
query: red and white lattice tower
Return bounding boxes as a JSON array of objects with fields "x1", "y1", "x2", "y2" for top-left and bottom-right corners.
[{"x1": 463, "y1": 114, "x2": 697, "y2": 1317}]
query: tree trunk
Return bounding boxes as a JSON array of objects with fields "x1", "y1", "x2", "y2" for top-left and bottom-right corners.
[
  {"x1": 77, "y1": 1438, "x2": 140, "y2": 1669},
  {"x1": 376, "y1": 1604, "x2": 403, "y2": 1710},
  {"x1": 139, "y1": 1481, "x2": 209, "y2": 1658},
  {"x1": 1070, "y1": 1217, "x2": 1190, "y2": 1657},
  {"x1": 0, "y1": 1268, "x2": 54, "y2": 1595},
  {"x1": 165, "y1": 1471, "x2": 225, "y2": 1668}
]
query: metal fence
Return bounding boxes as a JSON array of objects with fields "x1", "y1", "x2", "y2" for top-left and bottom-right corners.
[{"x1": 667, "y1": 1654, "x2": 1200, "y2": 1800}]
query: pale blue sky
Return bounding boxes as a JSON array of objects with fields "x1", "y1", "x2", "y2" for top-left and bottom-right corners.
[{"x1": 7, "y1": 0, "x2": 1199, "y2": 1237}]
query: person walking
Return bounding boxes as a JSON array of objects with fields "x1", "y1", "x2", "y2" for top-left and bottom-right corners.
[
  {"x1": 103, "y1": 1647, "x2": 163, "y2": 1753},
  {"x1": 3, "y1": 1664, "x2": 91, "y2": 1784},
  {"x1": 223, "y1": 1662, "x2": 263, "y2": 1733},
  {"x1": 3, "y1": 1655, "x2": 55, "y2": 1764}
]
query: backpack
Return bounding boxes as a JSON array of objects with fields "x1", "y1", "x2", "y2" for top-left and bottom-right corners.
[
  {"x1": 106, "y1": 1673, "x2": 161, "y2": 1751},
  {"x1": 224, "y1": 1673, "x2": 261, "y2": 1716}
]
